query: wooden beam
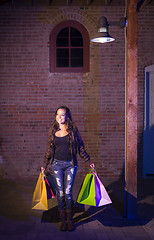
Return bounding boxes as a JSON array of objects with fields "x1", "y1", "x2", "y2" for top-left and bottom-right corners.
[
  {"x1": 32, "y1": 0, "x2": 36, "y2": 5},
  {"x1": 0, "y1": 0, "x2": 13, "y2": 5},
  {"x1": 105, "y1": 0, "x2": 113, "y2": 5},
  {"x1": 125, "y1": 0, "x2": 138, "y2": 219},
  {"x1": 137, "y1": 0, "x2": 152, "y2": 11},
  {"x1": 87, "y1": 0, "x2": 94, "y2": 5},
  {"x1": 67, "y1": 0, "x2": 73, "y2": 5},
  {"x1": 49, "y1": 0, "x2": 53, "y2": 5}
]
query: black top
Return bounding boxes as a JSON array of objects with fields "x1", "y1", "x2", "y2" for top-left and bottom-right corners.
[{"x1": 54, "y1": 134, "x2": 71, "y2": 161}]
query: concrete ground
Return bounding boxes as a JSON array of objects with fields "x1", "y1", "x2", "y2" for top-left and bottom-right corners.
[{"x1": 0, "y1": 175, "x2": 153, "y2": 240}]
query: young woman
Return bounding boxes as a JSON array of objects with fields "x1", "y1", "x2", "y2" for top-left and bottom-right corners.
[{"x1": 41, "y1": 106, "x2": 95, "y2": 231}]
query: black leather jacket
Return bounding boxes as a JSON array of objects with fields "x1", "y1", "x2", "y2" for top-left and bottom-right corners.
[{"x1": 43, "y1": 127, "x2": 91, "y2": 168}]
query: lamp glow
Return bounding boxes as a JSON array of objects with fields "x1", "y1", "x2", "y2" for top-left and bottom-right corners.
[{"x1": 91, "y1": 32, "x2": 115, "y2": 43}]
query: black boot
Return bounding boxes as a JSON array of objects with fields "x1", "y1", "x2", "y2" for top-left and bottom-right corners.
[
  {"x1": 59, "y1": 209, "x2": 67, "y2": 231},
  {"x1": 66, "y1": 209, "x2": 75, "y2": 231}
]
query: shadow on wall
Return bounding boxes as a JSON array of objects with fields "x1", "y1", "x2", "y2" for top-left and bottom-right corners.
[
  {"x1": 0, "y1": 178, "x2": 33, "y2": 221},
  {"x1": 0, "y1": 137, "x2": 18, "y2": 179}
]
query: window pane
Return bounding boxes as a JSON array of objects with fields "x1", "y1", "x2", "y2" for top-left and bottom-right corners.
[
  {"x1": 70, "y1": 27, "x2": 83, "y2": 47},
  {"x1": 56, "y1": 27, "x2": 69, "y2": 47},
  {"x1": 71, "y1": 48, "x2": 83, "y2": 67},
  {"x1": 56, "y1": 49, "x2": 69, "y2": 67}
]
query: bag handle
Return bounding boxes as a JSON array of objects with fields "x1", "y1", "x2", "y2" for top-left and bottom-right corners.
[
  {"x1": 90, "y1": 166, "x2": 97, "y2": 175},
  {"x1": 41, "y1": 170, "x2": 46, "y2": 180}
]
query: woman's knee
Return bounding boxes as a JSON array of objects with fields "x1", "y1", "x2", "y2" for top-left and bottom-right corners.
[
  {"x1": 59, "y1": 190, "x2": 65, "y2": 198},
  {"x1": 65, "y1": 186, "x2": 72, "y2": 200}
]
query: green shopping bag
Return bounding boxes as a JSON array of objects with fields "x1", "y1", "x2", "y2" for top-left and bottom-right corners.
[{"x1": 77, "y1": 173, "x2": 96, "y2": 206}]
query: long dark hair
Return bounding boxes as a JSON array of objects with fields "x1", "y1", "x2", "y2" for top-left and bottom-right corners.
[{"x1": 50, "y1": 106, "x2": 76, "y2": 136}]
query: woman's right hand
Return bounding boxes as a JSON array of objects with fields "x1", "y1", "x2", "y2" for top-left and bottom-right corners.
[{"x1": 41, "y1": 167, "x2": 45, "y2": 172}]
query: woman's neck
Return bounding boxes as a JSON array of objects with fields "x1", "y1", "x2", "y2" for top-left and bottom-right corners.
[
  {"x1": 59, "y1": 124, "x2": 67, "y2": 131},
  {"x1": 55, "y1": 124, "x2": 68, "y2": 137}
]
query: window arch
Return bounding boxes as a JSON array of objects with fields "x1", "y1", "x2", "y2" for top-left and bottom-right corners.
[{"x1": 50, "y1": 20, "x2": 90, "y2": 73}]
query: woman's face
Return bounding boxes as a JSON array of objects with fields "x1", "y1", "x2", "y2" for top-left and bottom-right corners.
[{"x1": 56, "y1": 108, "x2": 66, "y2": 125}]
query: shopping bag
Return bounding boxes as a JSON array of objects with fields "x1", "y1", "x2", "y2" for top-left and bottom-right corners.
[
  {"x1": 45, "y1": 178, "x2": 55, "y2": 199},
  {"x1": 95, "y1": 173, "x2": 112, "y2": 207},
  {"x1": 77, "y1": 173, "x2": 96, "y2": 206},
  {"x1": 45, "y1": 172, "x2": 57, "y2": 196},
  {"x1": 32, "y1": 172, "x2": 48, "y2": 210},
  {"x1": 77, "y1": 172, "x2": 112, "y2": 207}
]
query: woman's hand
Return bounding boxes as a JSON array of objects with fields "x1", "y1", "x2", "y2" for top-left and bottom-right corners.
[
  {"x1": 90, "y1": 163, "x2": 95, "y2": 169},
  {"x1": 90, "y1": 163, "x2": 96, "y2": 174},
  {"x1": 41, "y1": 167, "x2": 45, "y2": 173}
]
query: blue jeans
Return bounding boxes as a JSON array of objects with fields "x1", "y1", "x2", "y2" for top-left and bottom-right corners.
[{"x1": 52, "y1": 159, "x2": 77, "y2": 210}]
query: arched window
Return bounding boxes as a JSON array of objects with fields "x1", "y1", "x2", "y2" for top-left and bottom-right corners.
[{"x1": 50, "y1": 20, "x2": 90, "y2": 73}]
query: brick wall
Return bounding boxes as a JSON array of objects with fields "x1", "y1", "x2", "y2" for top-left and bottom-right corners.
[{"x1": 0, "y1": 4, "x2": 154, "y2": 179}]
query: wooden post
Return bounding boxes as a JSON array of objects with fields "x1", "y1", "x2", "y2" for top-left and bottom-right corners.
[{"x1": 125, "y1": 0, "x2": 138, "y2": 219}]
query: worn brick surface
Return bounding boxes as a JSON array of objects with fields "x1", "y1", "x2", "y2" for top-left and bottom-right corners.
[{"x1": 0, "y1": 3, "x2": 154, "y2": 179}]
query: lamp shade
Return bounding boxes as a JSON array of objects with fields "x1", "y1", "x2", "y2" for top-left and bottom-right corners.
[{"x1": 91, "y1": 32, "x2": 115, "y2": 43}]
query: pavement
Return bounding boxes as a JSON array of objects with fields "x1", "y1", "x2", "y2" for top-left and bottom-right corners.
[{"x1": 0, "y1": 175, "x2": 153, "y2": 240}]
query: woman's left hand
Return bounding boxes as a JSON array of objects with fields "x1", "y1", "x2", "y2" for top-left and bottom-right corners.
[{"x1": 90, "y1": 163, "x2": 95, "y2": 169}]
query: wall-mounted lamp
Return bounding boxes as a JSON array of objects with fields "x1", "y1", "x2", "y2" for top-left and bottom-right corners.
[{"x1": 91, "y1": 16, "x2": 127, "y2": 43}]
